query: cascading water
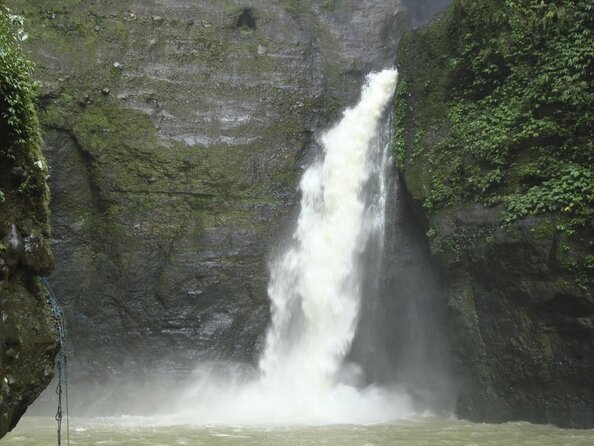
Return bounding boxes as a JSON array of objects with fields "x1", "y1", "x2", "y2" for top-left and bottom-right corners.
[
  {"x1": 260, "y1": 69, "x2": 398, "y2": 389},
  {"x1": 173, "y1": 69, "x2": 414, "y2": 425}
]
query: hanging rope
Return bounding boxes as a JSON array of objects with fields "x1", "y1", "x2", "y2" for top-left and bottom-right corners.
[{"x1": 41, "y1": 277, "x2": 70, "y2": 446}]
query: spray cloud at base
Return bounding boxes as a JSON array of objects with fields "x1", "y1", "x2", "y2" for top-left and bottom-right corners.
[{"x1": 163, "y1": 68, "x2": 419, "y2": 425}]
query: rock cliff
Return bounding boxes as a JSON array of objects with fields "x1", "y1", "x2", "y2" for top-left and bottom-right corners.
[
  {"x1": 6, "y1": 0, "x2": 449, "y2": 408},
  {"x1": 395, "y1": 0, "x2": 594, "y2": 427},
  {"x1": 0, "y1": 8, "x2": 59, "y2": 438}
]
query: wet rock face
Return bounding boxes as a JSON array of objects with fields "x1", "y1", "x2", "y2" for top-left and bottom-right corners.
[
  {"x1": 2, "y1": 225, "x2": 55, "y2": 279},
  {"x1": 0, "y1": 218, "x2": 57, "y2": 438},
  {"x1": 0, "y1": 280, "x2": 58, "y2": 437},
  {"x1": 434, "y1": 206, "x2": 594, "y2": 427},
  {"x1": 350, "y1": 172, "x2": 454, "y2": 412},
  {"x1": 21, "y1": 233, "x2": 54, "y2": 277},
  {"x1": 0, "y1": 14, "x2": 59, "y2": 433},
  {"x1": 402, "y1": 0, "x2": 452, "y2": 27},
  {"x1": 2, "y1": 225, "x2": 23, "y2": 279},
  {"x1": 6, "y1": 0, "x2": 449, "y2": 392},
  {"x1": 395, "y1": 7, "x2": 594, "y2": 427}
]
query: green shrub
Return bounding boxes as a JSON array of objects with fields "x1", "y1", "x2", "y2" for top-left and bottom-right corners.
[
  {"x1": 396, "y1": 0, "x2": 594, "y2": 233},
  {"x1": 0, "y1": 4, "x2": 50, "y2": 233},
  {"x1": 1, "y1": 5, "x2": 38, "y2": 154}
]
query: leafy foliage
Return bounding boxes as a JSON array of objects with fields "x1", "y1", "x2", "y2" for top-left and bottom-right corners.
[
  {"x1": 396, "y1": 0, "x2": 594, "y2": 233},
  {"x1": 0, "y1": 4, "x2": 49, "y2": 233},
  {"x1": 0, "y1": 5, "x2": 37, "y2": 152}
]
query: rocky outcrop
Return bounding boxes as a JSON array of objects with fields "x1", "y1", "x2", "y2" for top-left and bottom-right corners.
[
  {"x1": 0, "y1": 278, "x2": 58, "y2": 437},
  {"x1": 350, "y1": 172, "x2": 454, "y2": 413},
  {"x1": 433, "y1": 205, "x2": 594, "y2": 427},
  {"x1": 6, "y1": 0, "x2": 450, "y2": 407},
  {"x1": 0, "y1": 10, "x2": 59, "y2": 437},
  {"x1": 395, "y1": 0, "x2": 594, "y2": 427}
]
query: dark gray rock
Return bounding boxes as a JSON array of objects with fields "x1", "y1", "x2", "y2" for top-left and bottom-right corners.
[
  {"x1": 432, "y1": 205, "x2": 594, "y2": 427},
  {"x1": 0, "y1": 21, "x2": 59, "y2": 435},
  {"x1": 7, "y1": 0, "x2": 450, "y2": 416},
  {"x1": 350, "y1": 171, "x2": 454, "y2": 413},
  {"x1": 22, "y1": 233, "x2": 54, "y2": 277},
  {"x1": 0, "y1": 281, "x2": 58, "y2": 436},
  {"x1": 395, "y1": 5, "x2": 594, "y2": 426},
  {"x1": 2, "y1": 225, "x2": 24, "y2": 278}
]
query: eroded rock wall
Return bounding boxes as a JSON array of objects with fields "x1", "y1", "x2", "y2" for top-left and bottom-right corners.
[
  {"x1": 6, "y1": 1, "x2": 449, "y2": 401},
  {"x1": 395, "y1": 1, "x2": 594, "y2": 427}
]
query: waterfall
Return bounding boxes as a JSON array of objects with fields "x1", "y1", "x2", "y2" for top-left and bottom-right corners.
[
  {"x1": 260, "y1": 69, "x2": 398, "y2": 389},
  {"x1": 175, "y1": 69, "x2": 414, "y2": 425}
]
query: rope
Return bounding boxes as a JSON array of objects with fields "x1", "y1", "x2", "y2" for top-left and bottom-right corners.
[
  {"x1": 56, "y1": 358, "x2": 63, "y2": 446},
  {"x1": 41, "y1": 277, "x2": 70, "y2": 446}
]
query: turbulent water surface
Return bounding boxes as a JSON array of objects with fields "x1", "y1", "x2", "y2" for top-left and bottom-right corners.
[{"x1": 5, "y1": 417, "x2": 594, "y2": 446}]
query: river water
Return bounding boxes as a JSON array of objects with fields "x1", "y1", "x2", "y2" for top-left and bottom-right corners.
[{"x1": 4, "y1": 416, "x2": 594, "y2": 446}]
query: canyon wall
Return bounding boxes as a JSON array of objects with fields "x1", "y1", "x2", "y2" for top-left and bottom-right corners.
[
  {"x1": 7, "y1": 0, "x2": 446, "y2": 395},
  {"x1": 395, "y1": 0, "x2": 593, "y2": 427}
]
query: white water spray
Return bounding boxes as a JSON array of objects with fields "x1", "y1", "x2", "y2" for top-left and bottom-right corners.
[
  {"x1": 173, "y1": 69, "x2": 413, "y2": 425},
  {"x1": 260, "y1": 68, "x2": 398, "y2": 388}
]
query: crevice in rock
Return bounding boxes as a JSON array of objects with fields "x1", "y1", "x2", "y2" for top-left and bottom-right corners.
[
  {"x1": 236, "y1": 9, "x2": 256, "y2": 32},
  {"x1": 349, "y1": 168, "x2": 454, "y2": 413},
  {"x1": 541, "y1": 293, "x2": 594, "y2": 318}
]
